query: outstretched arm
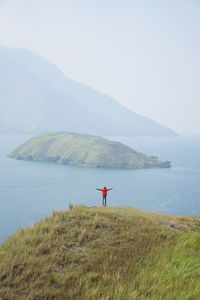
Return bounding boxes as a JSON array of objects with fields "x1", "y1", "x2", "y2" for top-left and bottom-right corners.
[
  {"x1": 106, "y1": 188, "x2": 113, "y2": 191},
  {"x1": 96, "y1": 188, "x2": 103, "y2": 191}
]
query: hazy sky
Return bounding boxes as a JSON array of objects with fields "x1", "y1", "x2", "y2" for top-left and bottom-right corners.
[{"x1": 0, "y1": 0, "x2": 199, "y2": 134}]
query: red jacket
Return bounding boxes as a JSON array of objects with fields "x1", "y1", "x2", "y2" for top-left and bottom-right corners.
[{"x1": 96, "y1": 187, "x2": 112, "y2": 196}]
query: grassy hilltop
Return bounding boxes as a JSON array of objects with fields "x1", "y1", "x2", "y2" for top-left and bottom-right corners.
[
  {"x1": 0, "y1": 206, "x2": 200, "y2": 299},
  {"x1": 9, "y1": 132, "x2": 170, "y2": 169}
]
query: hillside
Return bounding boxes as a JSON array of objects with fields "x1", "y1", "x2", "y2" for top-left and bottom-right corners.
[
  {"x1": 0, "y1": 47, "x2": 177, "y2": 137},
  {"x1": 8, "y1": 132, "x2": 171, "y2": 169},
  {"x1": 0, "y1": 205, "x2": 200, "y2": 299}
]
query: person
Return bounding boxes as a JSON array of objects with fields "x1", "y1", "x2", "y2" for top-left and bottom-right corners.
[{"x1": 96, "y1": 186, "x2": 113, "y2": 206}]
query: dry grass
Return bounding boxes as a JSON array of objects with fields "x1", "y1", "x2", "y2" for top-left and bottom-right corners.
[{"x1": 0, "y1": 205, "x2": 200, "y2": 299}]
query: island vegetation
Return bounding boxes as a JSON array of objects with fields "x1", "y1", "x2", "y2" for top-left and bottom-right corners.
[
  {"x1": 8, "y1": 132, "x2": 171, "y2": 169},
  {"x1": 0, "y1": 205, "x2": 200, "y2": 299}
]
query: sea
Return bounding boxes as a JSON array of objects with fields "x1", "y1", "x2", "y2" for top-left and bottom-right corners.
[{"x1": 0, "y1": 134, "x2": 200, "y2": 243}]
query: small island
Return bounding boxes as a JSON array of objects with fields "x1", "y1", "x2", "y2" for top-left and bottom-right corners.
[{"x1": 8, "y1": 132, "x2": 171, "y2": 169}]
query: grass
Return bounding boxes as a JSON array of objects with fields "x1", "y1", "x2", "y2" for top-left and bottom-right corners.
[
  {"x1": 0, "y1": 205, "x2": 200, "y2": 299},
  {"x1": 8, "y1": 132, "x2": 170, "y2": 169}
]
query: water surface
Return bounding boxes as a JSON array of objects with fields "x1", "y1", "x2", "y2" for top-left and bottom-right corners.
[{"x1": 0, "y1": 134, "x2": 200, "y2": 242}]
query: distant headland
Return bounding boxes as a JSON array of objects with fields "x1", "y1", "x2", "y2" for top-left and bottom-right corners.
[{"x1": 0, "y1": 47, "x2": 177, "y2": 137}]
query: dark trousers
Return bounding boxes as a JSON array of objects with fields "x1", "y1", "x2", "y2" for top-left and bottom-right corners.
[{"x1": 103, "y1": 195, "x2": 107, "y2": 206}]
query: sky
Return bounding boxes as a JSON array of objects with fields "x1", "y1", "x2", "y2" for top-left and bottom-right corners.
[{"x1": 0, "y1": 0, "x2": 199, "y2": 134}]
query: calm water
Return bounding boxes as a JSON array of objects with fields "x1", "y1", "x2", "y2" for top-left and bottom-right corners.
[{"x1": 0, "y1": 134, "x2": 200, "y2": 242}]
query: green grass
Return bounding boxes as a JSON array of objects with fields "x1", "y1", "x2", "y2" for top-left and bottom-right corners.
[
  {"x1": 8, "y1": 132, "x2": 170, "y2": 169},
  {"x1": 0, "y1": 206, "x2": 200, "y2": 299}
]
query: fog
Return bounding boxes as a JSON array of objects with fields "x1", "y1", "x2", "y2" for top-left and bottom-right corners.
[{"x1": 0, "y1": 0, "x2": 199, "y2": 134}]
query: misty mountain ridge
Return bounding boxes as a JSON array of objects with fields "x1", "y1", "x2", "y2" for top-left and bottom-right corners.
[{"x1": 0, "y1": 47, "x2": 177, "y2": 136}]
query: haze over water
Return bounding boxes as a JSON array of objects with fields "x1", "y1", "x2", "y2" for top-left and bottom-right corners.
[{"x1": 1, "y1": 134, "x2": 200, "y2": 243}]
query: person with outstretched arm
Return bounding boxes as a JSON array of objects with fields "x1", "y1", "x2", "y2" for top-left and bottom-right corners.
[{"x1": 96, "y1": 186, "x2": 113, "y2": 206}]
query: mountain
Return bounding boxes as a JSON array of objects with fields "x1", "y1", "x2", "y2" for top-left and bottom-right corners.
[
  {"x1": 8, "y1": 132, "x2": 171, "y2": 169},
  {"x1": 0, "y1": 205, "x2": 199, "y2": 299},
  {"x1": 0, "y1": 47, "x2": 177, "y2": 136}
]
